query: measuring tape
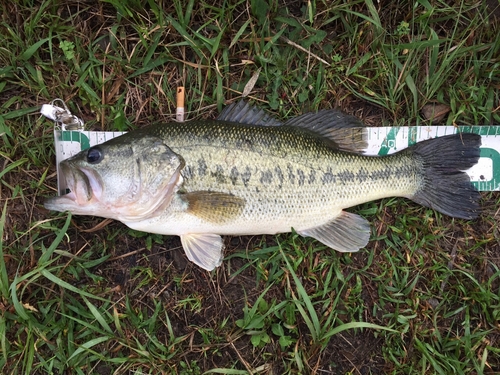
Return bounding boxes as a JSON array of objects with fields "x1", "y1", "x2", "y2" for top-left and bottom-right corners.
[{"x1": 42, "y1": 99, "x2": 499, "y2": 193}]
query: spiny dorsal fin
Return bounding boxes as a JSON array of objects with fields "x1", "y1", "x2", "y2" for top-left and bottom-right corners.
[
  {"x1": 284, "y1": 110, "x2": 368, "y2": 153},
  {"x1": 184, "y1": 191, "x2": 245, "y2": 224},
  {"x1": 217, "y1": 100, "x2": 282, "y2": 126}
]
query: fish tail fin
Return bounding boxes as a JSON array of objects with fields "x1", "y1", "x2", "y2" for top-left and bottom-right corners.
[{"x1": 410, "y1": 133, "x2": 481, "y2": 219}]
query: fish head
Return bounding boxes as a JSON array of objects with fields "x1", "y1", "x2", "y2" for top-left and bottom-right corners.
[{"x1": 45, "y1": 135, "x2": 185, "y2": 222}]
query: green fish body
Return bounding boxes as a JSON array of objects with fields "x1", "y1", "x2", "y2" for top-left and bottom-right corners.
[{"x1": 45, "y1": 101, "x2": 481, "y2": 270}]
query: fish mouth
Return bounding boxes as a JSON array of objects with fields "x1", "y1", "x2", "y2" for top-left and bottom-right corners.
[{"x1": 44, "y1": 162, "x2": 103, "y2": 214}]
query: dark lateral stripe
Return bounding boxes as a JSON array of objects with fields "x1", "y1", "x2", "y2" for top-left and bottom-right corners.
[{"x1": 182, "y1": 155, "x2": 415, "y2": 189}]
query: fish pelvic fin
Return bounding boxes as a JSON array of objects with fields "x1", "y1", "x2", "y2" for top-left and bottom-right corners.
[
  {"x1": 409, "y1": 133, "x2": 481, "y2": 219},
  {"x1": 297, "y1": 211, "x2": 371, "y2": 252},
  {"x1": 284, "y1": 110, "x2": 368, "y2": 153},
  {"x1": 181, "y1": 233, "x2": 224, "y2": 271},
  {"x1": 184, "y1": 191, "x2": 245, "y2": 224}
]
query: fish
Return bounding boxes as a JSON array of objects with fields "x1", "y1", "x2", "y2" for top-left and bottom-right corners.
[{"x1": 45, "y1": 101, "x2": 482, "y2": 271}]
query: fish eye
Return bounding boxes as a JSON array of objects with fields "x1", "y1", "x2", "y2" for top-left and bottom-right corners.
[{"x1": 86, "y1": 147, "x2": 103, "y2": 164}]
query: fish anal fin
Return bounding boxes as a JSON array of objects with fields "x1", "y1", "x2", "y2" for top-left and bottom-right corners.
[
  {"x1": 284, "y1": 110, "x2": 368, "y2": 153},
  {"x1": 217, "y1": 100, "x2": 282, "y2": 126},
  {"x1": 297, "y1": 211, "x2": 370, "y2": 252},
  {"x1": 185, "y1": 191, "x2": 245, "y2": 224},
  {"x1": 180, "y1": 233, "x2": 224, "y2": 271}
]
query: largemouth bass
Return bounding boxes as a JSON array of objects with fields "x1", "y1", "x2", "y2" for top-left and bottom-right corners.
[{"x1": 45, "y1": 101, "x2": 481, "y2": 270}]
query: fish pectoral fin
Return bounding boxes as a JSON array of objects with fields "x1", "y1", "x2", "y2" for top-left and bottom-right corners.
[
  {"x1": 185, "y1": 191, "x2": 245, "y2": 224},
  {"x1": 180, "y1": 233, "x2": 224, "y2": 271},
  {"x1": 297, "y1": 211, "x2": 370, "y2": 252}
]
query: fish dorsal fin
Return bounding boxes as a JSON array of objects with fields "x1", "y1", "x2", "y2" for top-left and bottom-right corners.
[
  {"x1": 181, "y1": 233, "x2": 224, "y2": 270},
  {"x1": 185, "y1": 191, "x2": 245, "y2": 224},
  {"x1": 284, "y1": 110, "x2": 368, "y2": 153},
  {"x1": 217, "y1": 100, "x2": 283, "y2": 126},
  {"x1": 297, "y1": 211, "x2": 370, "y2": 252}
]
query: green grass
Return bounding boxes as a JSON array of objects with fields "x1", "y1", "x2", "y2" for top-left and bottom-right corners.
[{"x1": 1, "y1": 0, "x2": 499, "y2": 374}]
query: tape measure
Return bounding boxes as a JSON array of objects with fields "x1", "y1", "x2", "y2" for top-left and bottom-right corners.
[{"x1": 51, "y1": 126, "x2": 500, "y2": 194}]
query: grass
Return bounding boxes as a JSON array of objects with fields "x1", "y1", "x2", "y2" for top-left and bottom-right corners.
[{"x1": 1, "y1": 0, "x2": 499, "y2": 373}]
